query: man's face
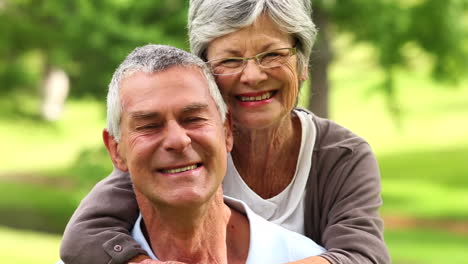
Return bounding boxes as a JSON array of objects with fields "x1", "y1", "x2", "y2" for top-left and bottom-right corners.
[{"x1": 106, "y1": 66, "x2": 232, "y2": 208}]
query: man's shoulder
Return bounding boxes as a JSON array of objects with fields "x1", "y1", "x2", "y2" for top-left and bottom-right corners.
[{"x1": 224, "y1": 196, "x2": 325, "y2": 263}]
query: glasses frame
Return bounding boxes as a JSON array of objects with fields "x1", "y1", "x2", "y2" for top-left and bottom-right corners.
[{"x1": 206, "y1": 47, "x2": 297, "y2": 76}]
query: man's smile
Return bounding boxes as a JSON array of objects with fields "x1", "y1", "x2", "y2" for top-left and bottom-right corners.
[{"x1": 159, "y1": 163, "x2": 202, "y2": 174}]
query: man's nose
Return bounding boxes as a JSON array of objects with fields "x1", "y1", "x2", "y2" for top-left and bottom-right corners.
[
  {"x1": 162, "y1": 121, "x2": 191, "y2": 152},
  {"x1": 239, "y1": 59, "x2": 268, "y2": 87}
]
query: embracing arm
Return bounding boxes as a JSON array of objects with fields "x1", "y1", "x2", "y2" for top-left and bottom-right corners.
[
  {"x1": 285, "y1": 256, "x2": 330, "y2": 264},
  {"x1": 305, "y1": 140, "x2": 390, "y2": 264},
  {"x1": 60, "y1": 168, "x2": 148, "y2": 264}
]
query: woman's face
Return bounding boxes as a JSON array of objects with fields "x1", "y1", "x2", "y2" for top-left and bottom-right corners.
[{"x1": 206, "y1": 14, "x2": 303, "y2": 130}]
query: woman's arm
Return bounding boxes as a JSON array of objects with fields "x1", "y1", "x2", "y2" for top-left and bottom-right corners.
[
  {"x1": 285, "y1": 256, "x2": 330, "y2": 264},
  {"x1": 295, "y1": 113, "x2": 390, "y2": 264},
  {"x1": 60, "y1": 168, "x2": 148, "y2": 264},
  {"x1": 309, "y1": 141, "x2": 390, "y2": 264}
]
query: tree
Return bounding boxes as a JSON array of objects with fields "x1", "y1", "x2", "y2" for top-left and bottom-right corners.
[
  {"x1": 0, "y1": 0, "x2": 188, "y2": 99},
  {"x1": 308, "y1": 0, "x2": 468, "y2": 118},
  {"x1": 2, "y1": 0, "x2": 466, "y2": 119}
]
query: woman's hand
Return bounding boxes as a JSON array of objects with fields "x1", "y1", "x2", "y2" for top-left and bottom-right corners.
[
  {"x1": 128, "y1": 256, "x2": 187, "y2": 264},
  {"x1": 128, "y1": 254, "x2": 151, "y2": 263},
  {"x1": 285, "y1": 256, "x2": 331, "y2": 264},
  {"x1": 130, "y1": 259, "x2": 187, "y2": 264}
]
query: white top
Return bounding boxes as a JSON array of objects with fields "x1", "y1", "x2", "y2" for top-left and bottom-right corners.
[
  {"x1": 131, "y1": 196, "x2": 325, "y2": 264},
  {"x1": 222, "y1": 109, "x2": 317, "y2": 234}
]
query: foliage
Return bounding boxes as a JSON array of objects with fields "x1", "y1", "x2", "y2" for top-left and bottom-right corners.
[
  {"x1": 331, "y1": 0, "x2": 467, "y2": 78},
  {"x1": 2, "y1": 0, "x2": 466, "y2": 117},
  {"x1": 0, "y1": 0, "x2": 189, "y2": 98},
  {"x1": 68, "y1": 145, "x2": 113, "y2": 188},
  {"x1": 309, "y1": 0, "x2": 468, "y2": 116}
]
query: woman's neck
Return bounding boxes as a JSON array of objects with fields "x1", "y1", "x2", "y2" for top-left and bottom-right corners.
[
  {"x1": 140, "y1": 191, "x2": 249, "y2": 264},
  {"x1": 231, "y1": 112, "x2": 302, "y2": 199}
]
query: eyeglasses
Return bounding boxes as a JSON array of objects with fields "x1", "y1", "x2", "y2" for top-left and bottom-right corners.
[{"x1": 206, "y1": 47, "x2": 297, "y2": 76}]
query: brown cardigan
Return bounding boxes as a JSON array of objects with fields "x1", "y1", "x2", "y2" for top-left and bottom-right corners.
[{"x1": 60, "y1": 110, "x2": 390, "y2": 264}]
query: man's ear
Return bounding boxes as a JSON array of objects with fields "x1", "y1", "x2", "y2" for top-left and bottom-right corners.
[
  {"x1": 224, "y1": 112, "x2": 234, "y2": 152},
  {"x1": 103, "y1": 129, "x2": 128, "y2": 172},
  {"x1": 299, "y1": 65, "x2": 309, "y2": 82}
]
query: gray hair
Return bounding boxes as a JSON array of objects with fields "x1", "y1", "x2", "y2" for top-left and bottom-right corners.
[
  {"x1": 106, "y1": 44, "x2": 228, "y2": 142},
  {"x1": 188, "y1": 0, "x2": 317, "y2": 76}
]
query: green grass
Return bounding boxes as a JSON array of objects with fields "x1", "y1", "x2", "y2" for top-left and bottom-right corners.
[
  {"x1": 379, "y1": 146, "x2": 468, "y2": 220},
  {"x1": 0, "y1": 95, "x2": 106, "y2": 174},
  {"x1": 0, "y1": 226, "x2": 61, "y2": 263},
  {"x1": 0, "y1": 181, "x2": 85, "y2": 233},
  {"x1": 386, "y1": 228, "x2": 468, "y2": 264}
]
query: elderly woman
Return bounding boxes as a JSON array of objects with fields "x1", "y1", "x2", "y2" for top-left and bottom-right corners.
[{"x1": 60, "y1": 1, "x2": 390, "y2": 264}]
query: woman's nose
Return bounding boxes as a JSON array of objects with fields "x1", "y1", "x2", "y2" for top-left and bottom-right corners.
[{"x1": 239, "y1": 59, "x2": 268, "y2": 87}]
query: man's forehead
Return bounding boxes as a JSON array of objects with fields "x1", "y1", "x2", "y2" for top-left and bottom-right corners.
[
  {"x1": 122, "y1": 66, "x2": 206, "y2": 86},
  {"x1": 128, "y1": 103, "x2": 210, "y2": 120},
  {"x1": 120, "y1": 71, "x2": 220, "y2": 121},
  {"x1": 120, "y1": 67, "x2": 213, "y2": 107}
]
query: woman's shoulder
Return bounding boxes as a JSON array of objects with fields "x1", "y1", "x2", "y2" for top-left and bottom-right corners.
[
  {"x1": 295, "y1": 107, "x2": 369, "y2": 152},
  {"x1": 295, "y1": 108, "x2": 380, "y2": 194}
]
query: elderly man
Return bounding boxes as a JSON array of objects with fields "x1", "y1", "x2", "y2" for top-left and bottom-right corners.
[{"x1": 58, "y1": 44, "x2": 325, "y2": 264}]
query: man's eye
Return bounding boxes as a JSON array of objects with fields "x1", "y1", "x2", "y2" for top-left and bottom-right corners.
[
  {"x1": 136, "y1": 124, "x2": 159, "y2": 130},
  {"x1": 185, "y1": 117, "x2": 206, "y2": 123}
]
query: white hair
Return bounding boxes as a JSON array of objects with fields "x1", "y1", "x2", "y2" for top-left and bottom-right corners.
[
  {"x1": 106, "y1": 44, "x2": 228, "y2": 142},
  {"x1": 188, "y1": 0, "x2": 317, "y2": 76}
]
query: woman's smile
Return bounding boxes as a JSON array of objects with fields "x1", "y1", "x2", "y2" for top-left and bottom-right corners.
[{"x1": 236, "y1": 90, "x2": 278, "y2": 106}]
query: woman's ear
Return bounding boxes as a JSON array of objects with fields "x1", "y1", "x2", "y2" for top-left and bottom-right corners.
[{"x1": 102, "y1": 129, "x2": 128, "y2": 172}]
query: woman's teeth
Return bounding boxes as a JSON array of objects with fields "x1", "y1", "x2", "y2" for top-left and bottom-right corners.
[
  {"x1": 239, "y1": 91, "x2": 273, "y2": 102},
  {"x1": 163, "y1": 164, "x2": 197, "y2": 174}
]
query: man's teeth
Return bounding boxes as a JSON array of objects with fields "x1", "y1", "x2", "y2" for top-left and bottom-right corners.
[
  {"x1": 163, "y1": 164, "x2": 197, "y2": 174},
  {"x1": 239, "y1": 92, "x2": 273, "y2": 102}
]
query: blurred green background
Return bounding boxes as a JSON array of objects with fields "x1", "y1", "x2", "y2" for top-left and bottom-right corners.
[{"x1": 1, "y1": 0, "x2": 467, "y2": 263}]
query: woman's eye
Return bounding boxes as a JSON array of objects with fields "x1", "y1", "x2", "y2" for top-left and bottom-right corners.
[
  {"x1": 260, "y1": 52, "x2": 284, "y2": 65},
  {"x1": 219, "y1": 58, "x2": 243, "y2": 68},
  {"x1": 263, "y1": 52, "x2": 281, "y2": 58},
  {"x1": 260, "y1": 52, "x2": 283, "y2": 62}
]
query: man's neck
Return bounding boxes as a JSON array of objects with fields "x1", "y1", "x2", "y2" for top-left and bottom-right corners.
[{"x1": 138, "y1": 191, "x2": 250, "y2": 264}]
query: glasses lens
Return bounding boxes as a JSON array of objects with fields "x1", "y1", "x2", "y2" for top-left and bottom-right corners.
[
  {"x1": 258, "y1": 48, "x2": 293, "y2": 68},
  {"x1": 209, "y1": 58, "x2": 245, "y2": 75},
  {"x1": 208, "y1": 48, "x2": 295, "y2": 75}
]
